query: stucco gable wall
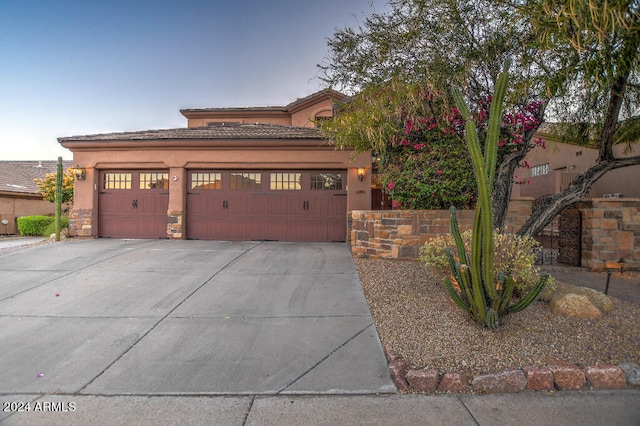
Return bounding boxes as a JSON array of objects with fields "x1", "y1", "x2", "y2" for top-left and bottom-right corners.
[
  {"x1": 187, "y1": 115, "x2": 292, "y2": 128},
  {"x1": 290, "y1": 98, "x2": 335, "y2": 127}
]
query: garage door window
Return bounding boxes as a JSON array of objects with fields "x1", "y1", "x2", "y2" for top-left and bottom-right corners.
[
  {"x1": 311, "y1": 173, "x2": 343, "y2": 190},
  {"x1": 191, "y1": 172, "x2": 222, "y2": 190},
  {"x1": 230, "y1": 172, "x2": 261, "y2": 190},
  {"x1": 103, "y1": 172, "x2": 132, "y2": 190},
  {"x1": 270, "y1": 172, "x2": 301, "y2": 190},
  {"x1": 140, "y1": 172, "x2": 169, "y2": 189}
]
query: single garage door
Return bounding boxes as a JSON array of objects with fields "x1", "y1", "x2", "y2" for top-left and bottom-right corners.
[
  {"x1": 98, "y1": 170, "x2": 169, "y2": 238},
  {"x1": 186, "y1": 170, "x2": 347, "y2": 242}
]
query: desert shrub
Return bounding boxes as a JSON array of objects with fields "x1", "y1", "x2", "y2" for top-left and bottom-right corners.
[
  {"x1": 43, "y1": 216, "x2": 69, "y2": 237},
  {"x1": 419, "y1": 230, "x2": 553, "y2": 294},
  {"x1": 17, "y1": 215, "x2": 55, "y2": 236}
]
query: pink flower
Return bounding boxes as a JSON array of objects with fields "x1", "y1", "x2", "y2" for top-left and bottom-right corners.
[
  {"x1": 413, "y1": 143, "x2": 426, "y2": 150},
  {"x1": 427, "y1": 123, "x2": 437, "y2": 131},
  {"x1": 436, "y1": 169, "x2": 443, "y2": 175},
  {"x1": 405, "y1": 119, "x2": 413, "y2": 135},
  {"x1": 392, "y1": 200, "x2": 401, "y2": 208},
  {"x1": 387, "y1": 180, "x2": 395, "y2": 190},
  {"x1": 400, "y1": 139, "x2": 411, "y2": 146}
]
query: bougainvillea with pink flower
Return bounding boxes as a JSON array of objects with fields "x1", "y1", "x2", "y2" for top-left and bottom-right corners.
[{"x1": 380, "y1": 93, "x2": 545, "y2": 210}]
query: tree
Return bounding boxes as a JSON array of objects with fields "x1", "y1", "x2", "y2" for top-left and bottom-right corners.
[
  {"x1": 34, "y1": 167, "x2": 74, "y2": 204},
  {"x1": 319, "y1": 0, "x2": 640, "y2": 236},
  {"x1": 515, "y1": 0, "x2": 640, "y2": 237},
  {"x1": 320, "y1": 0, "x2": 547, "y2": 229}
]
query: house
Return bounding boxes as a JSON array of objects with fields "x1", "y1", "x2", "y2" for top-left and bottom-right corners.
[
  {"x1": 0, "y1": 160, "x2": 72, "y2": 235},
  {"x1": 59, "y1": 90, "x2": 372, "y2": 242},
  {"x1": 513, "y1": 125, "x2": 640, "y2": 200}
]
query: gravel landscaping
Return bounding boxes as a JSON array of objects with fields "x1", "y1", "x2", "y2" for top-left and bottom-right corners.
[{"x1": 355, "y1": 257, "x2": 640, "y2": 382}]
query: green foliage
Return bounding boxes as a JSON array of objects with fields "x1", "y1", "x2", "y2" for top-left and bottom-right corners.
[
  {"x1": 445, "y1": 67, "x2": 548, "y2": 328},
  {"x1": 381, "y1": 129, "x2": 477, "y2": 210},
  {"x1": 420, "y1": 230, "x2": 553, "y2": 295},
  {"x1": 17, "y1": 216, "x2": 55, "y2": 236},
  {"x1": 320, "y1": 78, "x2": 544, "y2": 210},
  {"x1": 44, "y1": 215, "x2": 68, "y2": 237},
  {"x1": 34, "y1": 167, "x2": 74, "y2": 204}
]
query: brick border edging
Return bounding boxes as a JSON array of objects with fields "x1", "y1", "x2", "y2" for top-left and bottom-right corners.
[{"x1": 385, "y1": 345, "x2": 640, "y2": 394}]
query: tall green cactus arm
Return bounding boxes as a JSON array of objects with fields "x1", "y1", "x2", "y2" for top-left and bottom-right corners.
[
  {"x1": 508, "y1": 274, "x2": 550, "y2": 313},
  {"x1": 445, "y1": 277, "x2": 471, "y2": 312},
  {"x1": 453, "y1": 88, "x2": 495, "y2": 301},
  {"x1": 497, "y1": 274, "x2": 516, "y2": 315},
  {"x1": 485, "y1": 62, "x2": 510, "y2": 189},
  {"x1": 449, "y1": 207, "x2": 469, "y2": 266}
]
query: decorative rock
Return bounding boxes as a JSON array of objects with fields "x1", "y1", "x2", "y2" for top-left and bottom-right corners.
[
  {"x1": 388, "y1": 360, "x2": 410, "y2": 391},
  {"x1": 586, "y1": 364, "x2": 628, "y2": 389},
  {"x1": 523, "y1": 365, "x2": 555, "y2": 391},
  {"x1": 561, "y1": 285, "x2": 614, "y2": 312},
  {"x1": 549, "y1": 293, "x2": 602, "y2": 319},
  {"x1": 618, "y1": 362, "x2": 640, "y2": 386},
  {"x1": 546, "y1": 359, "x2": 586, "y2": 390},
  {"x1": 406, "y1": 368, "x2": 439, "y2": 392},
  {"x1": 437, "y1": 372, "x2": 470, "y2": 393},
  {"x1": 472, "y1": 370, "x2": 527, "y2": 394},
  {"x1": 384, "y1": 344, "x2": 403, "y2": 362}
]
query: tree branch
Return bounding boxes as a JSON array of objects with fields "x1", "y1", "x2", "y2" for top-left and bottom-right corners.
[{"x1": 518, "y1": 154, "x2": 640, "y2": 237}]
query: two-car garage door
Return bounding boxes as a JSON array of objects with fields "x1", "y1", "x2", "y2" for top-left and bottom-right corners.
[
  {"x1": 98, "y1": 170, "x2": 347, "y2": 242},
  {"x1": 186, "y1": 170, "x2": 347, "y2": 242}
]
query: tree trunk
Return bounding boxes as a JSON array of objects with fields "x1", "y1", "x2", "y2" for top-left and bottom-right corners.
[{"x1": 492, "y1": 107, "x2": 544, "y2": 229}]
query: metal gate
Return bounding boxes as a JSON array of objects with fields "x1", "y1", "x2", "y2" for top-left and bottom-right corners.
[
  {"x1": 558, "y1": 205, "x2": 582, "y2": 266},
  {"x1": 533, "y1": 197, "x2": 581, "y2": 266}
]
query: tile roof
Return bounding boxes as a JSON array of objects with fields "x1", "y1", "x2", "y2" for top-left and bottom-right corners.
[
  {"x1": 179, "y1": 89, "x2": 348, "y2": 115},
  {"x1": 58, "y1": 123, "x2": 325, "y2": 142},
  {"x1": 0, "y1": 160, "x2": 73, "y2": 195}
]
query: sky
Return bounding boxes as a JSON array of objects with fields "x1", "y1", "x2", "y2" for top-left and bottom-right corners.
[{"x1": 0, "y1": 0, "x2": 388, "y2": 161}]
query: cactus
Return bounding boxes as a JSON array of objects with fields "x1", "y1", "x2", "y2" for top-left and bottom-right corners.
[{"x1": 446, "y1": 65, "x2": 548, "y2": 328}]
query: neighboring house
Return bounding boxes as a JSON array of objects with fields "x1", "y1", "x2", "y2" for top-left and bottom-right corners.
[
  {"x1": 59, "y1": 90, "x2": 372, "y2": 242},
  {"x1": 0, "y1": 160, "x2": 72, "y2": 235},
  {"x1": 513, "y1": 125, "x2": 640, "y2": 200}
]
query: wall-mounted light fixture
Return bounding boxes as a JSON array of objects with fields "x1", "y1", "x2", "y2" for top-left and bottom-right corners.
[
  {"x1": 73, "y1": 166, "x2": 86, "y2": 181},
  {"x1": 357, "y1": 167, "x2": 366, "y2": 182}
]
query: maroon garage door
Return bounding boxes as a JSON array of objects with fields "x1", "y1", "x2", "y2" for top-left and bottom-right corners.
[
  {"x1": 186, "y1": 170, "x2": 347, "y2": 242},
  {"x1": 98, "y1": 171, "x2": 169, "y2": 238}
]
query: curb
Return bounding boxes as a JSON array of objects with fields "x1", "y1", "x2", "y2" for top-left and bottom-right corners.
[{"x1": 385, "y1": 345, "x2": 640, "y2": 394}]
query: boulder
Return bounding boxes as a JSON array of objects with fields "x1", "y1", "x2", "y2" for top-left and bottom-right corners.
[
  {"x1": 472, "y1": 370, "x2": 527, "y2": 394},
  {"x1": 523, "y1": 365, "x2": 555, "y2": 391},
  {"x1": 437, "y1": 372, "x2": 470, "y2": 393},
  {"x1": 549, "y1": 293, "x2": 602, "y2": 319},
  {"x1": 550, "y1": 284, "x2": 614, "y2": 312},
  {"x1": 406, "y1": 368, "x2": 439, "y2": 392},
  {"x1": 546, "y1": 359, "x2": 586, "y2": 390},
  {"x1": 618, "y1": 362, "x2": 640, "y2": 386},
  {"x1": 585, "y1": 364, "x2": 627, "y2": 389},
  {"x1": 388, "y1": 360, "x2": 410, "y2": 391}
]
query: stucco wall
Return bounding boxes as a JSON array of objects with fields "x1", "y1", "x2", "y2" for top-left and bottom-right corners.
[
  {"x1": 517, "y1": 140, "x2": 640, "y2": 198},
  {"x1": 0, "y1": 194, "x2": 58, "y2": 235},
  {"x1": 69, "y1": 145, "x2": 371, "y2": 239}
]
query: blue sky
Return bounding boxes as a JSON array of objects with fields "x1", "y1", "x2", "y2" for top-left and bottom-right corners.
[{"x1": 0, "y1": 0, "x2": 387, "y2": 160}]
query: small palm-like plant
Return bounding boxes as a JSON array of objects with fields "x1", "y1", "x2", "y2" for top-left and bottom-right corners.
[{"x1": 446, "y1": 65, "x2": 549, "y2": 329}]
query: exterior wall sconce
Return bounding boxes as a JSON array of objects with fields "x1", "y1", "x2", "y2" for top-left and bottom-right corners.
[
  {"x1": 73, "y1": 166, "x2": 86, "y2": 181},
  {"x1": 357, "y1": 167, "x2": 366, "y2": 181}
]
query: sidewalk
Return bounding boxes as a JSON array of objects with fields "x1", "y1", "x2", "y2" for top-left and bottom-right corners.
[{"x1": 2, "y1": 390, "x2": 639, "y2": 425}]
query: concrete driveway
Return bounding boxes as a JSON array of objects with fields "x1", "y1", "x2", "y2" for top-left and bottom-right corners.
[{"x1": 0, "y1": 239, "x2": 395, "y2": 396}]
